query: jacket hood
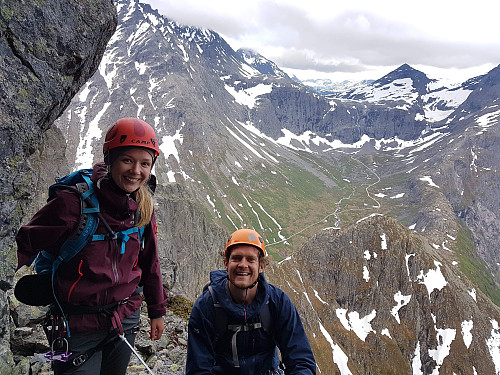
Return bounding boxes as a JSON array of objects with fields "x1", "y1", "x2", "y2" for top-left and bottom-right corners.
[
  {"x1": 91, "y1": 162, "x2": 108, "y2": 183},
  {"x1": 209, "y1": 269, "x2": 270, "y2": 320}
]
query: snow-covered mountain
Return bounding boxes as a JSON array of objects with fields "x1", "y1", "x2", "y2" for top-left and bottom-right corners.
[
  {"x1": 237, "y1": 48, "x2": 289, "y2": 78},
  {"x1": 52, "y1": 0, "x2": 500, "y2": 373},
  {"x1": 295, "y1": 76, "x2": 374, "y2": 96},
  {"x1": 323, "y1": 63, "x2": 486, "y2": 123}
]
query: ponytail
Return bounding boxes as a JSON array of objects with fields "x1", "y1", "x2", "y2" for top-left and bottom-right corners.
[{"x1": 135, "y1": 184, "x2": 154, "y2": 227}]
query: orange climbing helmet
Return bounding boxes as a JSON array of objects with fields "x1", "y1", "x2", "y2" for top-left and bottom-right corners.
[
  {"x1": 225, "y1": 228, "x2": 266, "y2": 257},
  {"x1": 103, "y1": 118, "x2": 160, "y2": 161}
]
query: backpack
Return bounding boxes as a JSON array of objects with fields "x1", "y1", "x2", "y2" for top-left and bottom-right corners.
[
  {"x1": 14, "y1": 169, "x2": 146, "y2": 310},
  {"x1": 203, "y1": 281, "x2": 275, "y2": 368}
]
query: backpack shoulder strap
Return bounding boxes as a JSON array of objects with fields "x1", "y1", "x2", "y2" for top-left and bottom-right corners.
[
  {"x1": 205, "y1": 282, "x2": 228, "y2": 347},
  {"x1": 259, "y1": 299, "x2": 273, "y2": 334},
  {"x1": 34, "y1": 173, "x2": 99, "y2": 275},
  {"x1": 205, "y1": 281, "x2": 276, "y2": 363},
  {"x1": 52, "y1": 174, "x2": 99, "y2": 272}
]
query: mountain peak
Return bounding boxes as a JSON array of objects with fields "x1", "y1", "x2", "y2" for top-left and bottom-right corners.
[
  {"x1": 374, "y1": 64, "x2": 432, "y2": 95},
  {"x1": 236, "y1": 48, "x2": 289, "y2": 78}
]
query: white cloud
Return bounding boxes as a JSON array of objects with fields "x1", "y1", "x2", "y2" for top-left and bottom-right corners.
[{"x1": 142, "y1": 0, "x2": 500, "y2": 82}]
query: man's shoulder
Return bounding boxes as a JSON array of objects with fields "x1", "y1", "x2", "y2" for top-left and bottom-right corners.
[
  {"x1": 266, "y1": 281, "x2": 289, "y2": 294},
  {"x1": 266, "y1": 283, "x2": 293, "y2": 307}
]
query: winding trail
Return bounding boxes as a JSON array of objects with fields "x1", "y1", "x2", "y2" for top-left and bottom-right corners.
[{"x1": 267, "y1": 153, "x2": 382, "y2": 248}]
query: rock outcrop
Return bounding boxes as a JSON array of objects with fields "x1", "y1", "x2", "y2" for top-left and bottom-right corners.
[
  {"x1": 270, "y1": 216, "x2": 500, "y2": 374},
  {"x1": 0, "y1": 0, "x2": 117, "y2": 372},
  {"x1": 154, "y1": 182, "x2": 228, "y2": 300},
  {"x1": 0, "y1": 0, "x2": 117, "y2": 276}
]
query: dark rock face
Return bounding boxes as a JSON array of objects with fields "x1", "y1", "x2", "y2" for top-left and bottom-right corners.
[
  {"x1": 154, "y1": 183, "x2": 228, "y2": 300},
  {"x1": 0, "y1": 0, "x2": 117, "y2": 370},
  {"x1": 0, "y1": 0, "x2": 117, "y2": 278},
  {"x1": 249, "y1": 81, "x2": 427, "y2": 144},
  {"x1": 0, "y1": 0, "x2": 117, "y2": 157}
]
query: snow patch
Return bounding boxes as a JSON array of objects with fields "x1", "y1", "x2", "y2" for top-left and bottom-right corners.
[
  {"x1": 380, "y1": 233, "x2": 388, "y2": 250},
  {"x1": 475, "y1": 109, "x2": 500, "y2": 134},
  {"x1": 224, "y1": 83, "x2": 273, "y2": 109},
  {"x1": 319, "y1": 323, "x2": 353, "y2": 375},
  {"x1": 412, "y1": 341, "x2": 423, "y2": 375},
  {"x1": 486, "y1": 319, "x2": 500, "y2": 374},
  {"x1": 461, "y1": 320, "x2": 473, "y2": 349},
  {"x1": 74, "y1": 103, "x2": 109, "y2": 170},
  {"x1": 391, "y1": 292, "x2": 412, "y2": 324},
  {"x1": 363, "y1": 266, "x2": 370, "y2": 282},
  {"x1": 381, "y1": 328, "x2": 392, "y2": 339},
  {"x1": 336, "y1": 309, "x2": 376, "y2": 341},
  {"x1": 420, "y1": 176, "x2": 440, "y2": 188},
  {"x1": 416, "y1": 261, "x2": 448, "y2": 298},
  {"x1": 314, "y1": 290, "x2": 328, "y2": 305},
  {"x1": 468, "y1": 288, "x2": 477, "y2": 302},
  {"x1": 428, "y1": 328, "x2": 456, "y2": 370}
]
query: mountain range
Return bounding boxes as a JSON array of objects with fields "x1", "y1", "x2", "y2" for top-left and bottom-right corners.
[{"x1": 11, "y1": 0, "x2": 500, "y2": 373}]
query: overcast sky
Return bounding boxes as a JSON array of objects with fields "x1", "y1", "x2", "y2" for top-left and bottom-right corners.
[{"x1": 140, "y1": 0, "x2": 500, "y2": 83}]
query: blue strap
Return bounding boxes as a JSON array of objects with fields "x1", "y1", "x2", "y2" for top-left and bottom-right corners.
[
  {"x1": 51, "y1": 256, "x2": 71, "y2": 337},
  {"x1": 82, "y1": 206, "x2": 99, "y2": 214},
  {"x1": 91, "y1": 226, "x2": 142, "y2": 254},
  {"x1": 48, "y1": 174, "x2": 99, "y2": 338},
  {"x1": 80, "y1": 174, "x2": 94, "y2": 200}
]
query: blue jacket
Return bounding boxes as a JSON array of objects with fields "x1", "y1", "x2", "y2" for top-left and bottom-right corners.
[{"x1": 186, "y1": 270, "x2": 316, "y2": 375}]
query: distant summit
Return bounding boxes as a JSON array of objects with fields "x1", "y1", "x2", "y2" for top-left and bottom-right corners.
[
  {"x1": 373, "y1": 63, "x2": 433, "y2": 96},
  {"x1": 237, "y1": 48, "x2": 289, "y2": 78}
]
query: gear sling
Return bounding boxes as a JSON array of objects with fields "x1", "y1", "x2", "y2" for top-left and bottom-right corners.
[{"x1": 15, "y1": 169, "x2": 145, "y2": 367}]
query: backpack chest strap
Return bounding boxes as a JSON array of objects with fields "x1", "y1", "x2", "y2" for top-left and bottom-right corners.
[
  {"x1": 228, "y1": 322, "x2": 262, "y2": 332},
  {"x1": 227, "y1": 322, "x2": 264, "y2": 368},
  {"x1": 91, "y1": 226, "x2": 142, "y2": 254}
]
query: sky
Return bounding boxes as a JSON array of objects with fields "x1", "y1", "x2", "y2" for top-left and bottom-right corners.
[{"x1": 140, "y1": 0, "x2": 500, "y2": 83}]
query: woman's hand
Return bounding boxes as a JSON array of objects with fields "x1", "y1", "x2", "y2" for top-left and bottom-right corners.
[{"x1": 149, "y1": 317, "x2": 165, "y2": 340}]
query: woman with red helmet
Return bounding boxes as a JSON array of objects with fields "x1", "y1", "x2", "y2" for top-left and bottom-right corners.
[{"x1": 16, "y1": 118, "x2": 167, "y2": 374}]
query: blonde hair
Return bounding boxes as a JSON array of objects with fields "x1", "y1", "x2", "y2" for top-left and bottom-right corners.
[{"x1": 135, "y1": 183, "x2": 154, "y2": 227}]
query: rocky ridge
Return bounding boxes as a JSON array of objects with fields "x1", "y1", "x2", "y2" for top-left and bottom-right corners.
[{"x1": 270, "y1": 216, "x2": 500, "y2": 374}]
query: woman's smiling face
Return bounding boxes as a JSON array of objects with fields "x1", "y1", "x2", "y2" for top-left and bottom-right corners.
[{"x1": 110, "y1": 148, "x2": 153, "y2": 193}]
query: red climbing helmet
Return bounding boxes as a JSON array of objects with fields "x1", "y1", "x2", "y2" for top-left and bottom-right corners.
[
  {"x1": 225, "y1": 228, "x2": 267, "y2": 257},
  {"x1": 103, "y1": 118, "x2": 160, "y2": 158}
]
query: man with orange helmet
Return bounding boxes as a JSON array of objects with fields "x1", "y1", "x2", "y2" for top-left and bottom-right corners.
[
  {"x1": 16, "y1": 118, "x2": 166, "y2": 374},
  {"x1": 186, "y1": 228, "x2": 316, "y2": 375}
]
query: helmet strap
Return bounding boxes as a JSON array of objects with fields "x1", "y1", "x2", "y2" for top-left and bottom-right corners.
[{"x1": 247, "y1": 274, "x2": 260, "y2": 289}]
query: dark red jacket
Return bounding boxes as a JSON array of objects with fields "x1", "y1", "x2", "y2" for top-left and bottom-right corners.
[{"x1": 16, "y1": 163, "x2": 167, "y2": 333}]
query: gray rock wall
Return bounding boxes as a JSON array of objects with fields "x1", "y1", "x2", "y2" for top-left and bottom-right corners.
[
  {"x1": 0, "y1": 0, "x2": 117, "y2": 279},
  {"x1": 0, "y1": 0, "x2": 117, "y2": 371},
  {"x1": 154, "y1": 183, "x2": 228, "y2": 300}
]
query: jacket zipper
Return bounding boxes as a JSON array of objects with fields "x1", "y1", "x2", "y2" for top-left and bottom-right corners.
[{"x1": 112, "y1": 239, "x2": 119, "y2": 285}]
